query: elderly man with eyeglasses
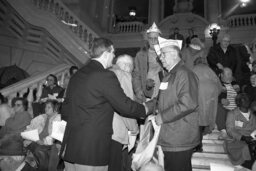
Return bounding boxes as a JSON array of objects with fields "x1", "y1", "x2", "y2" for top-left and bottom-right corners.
[{"x1": 153, "y1": 37, "x2": 200, "y2": 171}]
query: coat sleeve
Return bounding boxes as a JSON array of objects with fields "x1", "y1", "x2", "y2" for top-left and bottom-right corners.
[
  {"x1": 132, "y1": 52, "x2": 145, "y2": 100},
  {"x1": 160, "y1": 70, "x2": 199, "y2": 123},
  {"x1": 103, "y1": 71, "x2": 146, "y2": 119},
  {"x1": 226, "y1": 111, "x2": 242, "y2": 140},
  {"x1": 207, "y1": 47, "x2": 219, "y2": 69}
]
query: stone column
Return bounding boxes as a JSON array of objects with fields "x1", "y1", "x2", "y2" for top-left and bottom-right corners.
[
  {"x1": 204, "y1": 0, "x2": 221, "y2": 23},
  {"x1": 100, "y1": 0, "x2": 112, "y2": 31},
  {"x1": 148, "y1": 0, "x2": 160, "y2": 25}
]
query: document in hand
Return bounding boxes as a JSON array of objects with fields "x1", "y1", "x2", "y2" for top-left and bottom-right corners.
[
  {"x1": 50, "y1": 120, "x2": 67, "y2": 142},
  {"x1": 21, "y1": 129, "x2": 40, "y2": 141}
]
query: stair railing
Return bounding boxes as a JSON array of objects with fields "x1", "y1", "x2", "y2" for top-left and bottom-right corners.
[{"x1": 0, "y1": 64, "x2": 70, "y2": 109}]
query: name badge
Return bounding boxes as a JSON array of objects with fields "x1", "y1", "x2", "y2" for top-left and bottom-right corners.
[
  {"x1": 235, "y1": 120, "x2": 243, "y2": 127},
  {"x1": 159, "y1": 82, "x2": 168, "y2": 90}
]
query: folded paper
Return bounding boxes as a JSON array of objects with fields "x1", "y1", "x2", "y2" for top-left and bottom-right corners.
[
  {"x1": 21, "y1": 129, "x2": 40, "y2": 142},
  {"x1": 50, "y1": 120, "x2": 67, "y2": 142}
]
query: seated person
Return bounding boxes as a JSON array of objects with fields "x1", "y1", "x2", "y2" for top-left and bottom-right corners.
[
  {"x1": 224, "y1": 93, "x2": 256, "y2": 170},
  {"x1": 216, "y1": 67, "x2": 240, "y2": 138},
  {"x1": 243, "y1": 74, "x2": 256, "y2": 103},
  {"x1": 25, "y1": 100, "x2": 61, "y2": 145},
  {"x1": 40, "y1": 74, "x2": 64, "y2": 102},
  {"x1": 0, "y1": 134, "x2": 37, "y2": 171},
  {"x1": 0, "y1": 97, "x2": 31, "y2": 138},
  {"x1": 33, "y1": 74, "x2": 63, "y2": 116},
  {"x1": 23, "y1": 100, "x2": 61, "y2": 171}
]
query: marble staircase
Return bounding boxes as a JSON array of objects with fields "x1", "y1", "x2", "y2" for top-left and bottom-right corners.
[{"x1": 192, "y1": 130, "x2": 250, "y2": 171}]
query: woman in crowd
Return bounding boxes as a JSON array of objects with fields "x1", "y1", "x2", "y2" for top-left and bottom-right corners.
[
  {"x1": 0, "y1": 97, "x2": 31, "y2": 138},
  {"x1": 225, "y1": 93, "x2": 256, "y2": 170},
  {"x1": 24, "y1": 100, "x2": 61, "y2": 171}
]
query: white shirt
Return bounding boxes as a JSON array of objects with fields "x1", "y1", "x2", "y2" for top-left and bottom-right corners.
[{"x1": 240, "y1": 110, "x2": 250, "y2": 121}]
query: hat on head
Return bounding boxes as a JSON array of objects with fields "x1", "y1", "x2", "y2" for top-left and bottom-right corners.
[
  {"x1": 0, "y1": 134, "x2": 26, "y2": 156},
  {"x1": 146, "y1": 22, "x2": 161, "y2": 34},
  {"x1": 154, "y1": 36, "x2": 182, "y2": 55},
  {"x1": 190, "y1": 37, "x2": 205, "y2": 50}
]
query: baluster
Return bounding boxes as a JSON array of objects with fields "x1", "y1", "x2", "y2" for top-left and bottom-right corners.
[
  {"x1": 19, "y1": 88, "x2": 28, "y2": 98},
  {"x1": 64, "y1": 12, "x2": 69, "y2": 23},
  {"x1": 59, "y1": 7, "x2": 64, "y2": 20},
  {"x1": 54, "y1": 2, "x2": 59, "y2": 16},
  {"x1": 43, "y1": 0, "x2": 49, "y2": 10},
  {"x1": 69, "y1": 16, "x2": 74, "y2": 30},
  {"x1": 83, "y1": 29, "x2": 88, "y2": 42},
  {"x1": 49, "y1": 0, "x2": 54, "y2": 13},
  {"x1": 74, "y1": 21, "x2": 78, "y2": 34},
  {"x1": 78, "y1": 25, "x2": 83, "y2": 38},
  {"x1": 88, "y1": 34, "x2": 93, "y2": 49},
  {"x1": 242, "y1": 18, "x2": 245, "y2": 26},
  {"x1": 8, "y1": 93, "x2": 17, "y2": 107},
  {"x1": 38, "y1": 0, "x2": 43, "y2": 9},
  {"x1": 250, "y1": 17, "x2": 253, "y2": 26},
  {"x1": 33, "y1": 0, "x2": 39, "y2": 7},
  {"x1": 59, "y1": 71, "x2": 66, "y2": 88},
  {"x1": 36, "y1": 82, "x2": 43, "y2": 102},
  {"x1": 27, "y1": 84, "x2": 37, "y2": 118}
]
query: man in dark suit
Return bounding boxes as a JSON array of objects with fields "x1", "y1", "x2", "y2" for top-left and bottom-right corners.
[{"x1": 61, "y1": 38, "x2": 151, "y2": 171}]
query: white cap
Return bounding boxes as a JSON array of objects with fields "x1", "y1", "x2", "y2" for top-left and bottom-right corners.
[
  {"x1": 146, "y1": 22, "x2": 161, "y2": 34},
  {"x1": 158, "y1": 36, "x2": 182, "y2": 50}
]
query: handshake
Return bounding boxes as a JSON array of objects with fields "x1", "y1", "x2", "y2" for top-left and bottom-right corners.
[{"x1": 143, "y1": 98, "x2": 163, "y2": 125}]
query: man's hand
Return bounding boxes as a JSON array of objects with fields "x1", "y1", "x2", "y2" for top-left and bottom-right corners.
[
  {"x1": 146, "y1": 79, "x2": 155, "y2": 90},
  {"x1": 136, "y1": 91, "x2": 146, "y2": 103},
  {"x1": 144, "y1": 98, "x2": 157, "y2": 115}
]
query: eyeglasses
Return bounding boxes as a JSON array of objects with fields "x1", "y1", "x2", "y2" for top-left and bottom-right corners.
[{"x1": 14, "y1": 103, "x2": 22, "y2": 107}]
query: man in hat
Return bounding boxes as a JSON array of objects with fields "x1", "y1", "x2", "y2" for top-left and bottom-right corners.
[
  {"x1": 154, "y1": 37, "x2": 200, "y2": 171},
  {"x1": 133, "y1": 22, "x2": 164, "y2": 103},
  {"x1": 0, "y1": 134, "x2": 36, "y2": 171}
]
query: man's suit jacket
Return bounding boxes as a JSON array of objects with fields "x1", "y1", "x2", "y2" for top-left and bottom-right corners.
[{"x1": 61, "y1": 60, "x2": 146, "y2": 166}]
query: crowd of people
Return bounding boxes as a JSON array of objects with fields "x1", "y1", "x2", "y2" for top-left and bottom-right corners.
[{"x1": 0, "y1": 22, "x2": 256, "y2": 171}]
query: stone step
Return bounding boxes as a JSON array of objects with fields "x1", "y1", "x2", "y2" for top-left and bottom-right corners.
[
  {"x1": 193, "y1": 168, "x2": 210, "y2": 171},
  {"x1": 203, "y1": 130, "x2": 220, "y2": 140},
  {"x1": 202, "y1": 139, "x2": 225, "y2": 153},
  {"x1": 192, "y1": 152, "x2": 232, "y2": 168}
]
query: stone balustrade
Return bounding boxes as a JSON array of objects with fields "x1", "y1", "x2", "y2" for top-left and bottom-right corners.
[
  {"x1": 227, "y1": 14, "x2": 256, "y2": 28},
  {"x1": 31, "y1": 0, "x2": 98, "y2": 49},
  {"x1": 0, "y1": 64, "x2": 70, "y2": 107},
  {"x1": 115, "y1": 21, "x2": 145, "y2": 33}
]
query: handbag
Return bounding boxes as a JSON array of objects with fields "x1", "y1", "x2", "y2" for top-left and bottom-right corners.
[{"x1": 131, "y1": 117, "x2": 163, "y2": 170}]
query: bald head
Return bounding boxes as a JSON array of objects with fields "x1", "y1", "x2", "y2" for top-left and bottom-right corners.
[{"x1": 0, "y1": 104, "x2": 12, "y2": 126}]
